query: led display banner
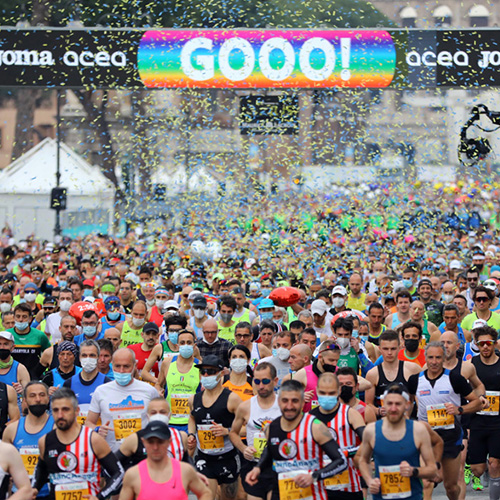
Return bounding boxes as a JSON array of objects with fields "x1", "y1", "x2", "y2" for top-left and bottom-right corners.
[{"x1": 0, "y1": 28, "x2": 499, "y2": 89}]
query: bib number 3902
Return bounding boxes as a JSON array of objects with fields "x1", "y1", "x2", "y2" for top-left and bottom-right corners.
[
  {"x1": 278, "y1": 471, "x2": 313, "y2": 500},
  {"x1": 379, "y1": 465, "x2": 411, "y2": 499}
]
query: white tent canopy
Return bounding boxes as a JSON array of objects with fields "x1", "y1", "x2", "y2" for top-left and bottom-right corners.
[
  {"x1": 0, "y1": 137, "x2": 113, "y2": 195},
  {"x1": 0, "y1": 138, "x2": 115, "y2": 240}
]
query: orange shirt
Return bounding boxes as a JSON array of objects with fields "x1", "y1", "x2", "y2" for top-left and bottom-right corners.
[{"x1": 398, "y1": 348, "x2": 426, "y2": 367}]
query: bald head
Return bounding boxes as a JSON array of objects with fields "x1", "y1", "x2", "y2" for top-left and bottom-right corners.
[
  {"x1": 288, "y1": 344, "x2": 312, "y2": 372},
  {"x1": 112, "y1": 348, "x2": 136, "y2": 375},
  {"x1": 202, "y1": 319, "x2": 219, "y2": 343},
  {"x1": 104, "y1": 327, "x2": 121, "y2": 352}
]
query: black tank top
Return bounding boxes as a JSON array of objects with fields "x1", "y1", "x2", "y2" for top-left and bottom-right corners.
[
  {"x1": 192, "y1": 387, "x2": 235, "y2": 456},
  {"x1": 471, "y1": 356, "x2": 500, "y2": 429},
  {"x1": 0, "y1": 382, "x2": 8, "y2": 437},
  {"x1": 126, "y1": 429, "x2": 147, "y2": 469},
  {"x1": 375, "y1": 361, "x2": 407, "y2": 405}
]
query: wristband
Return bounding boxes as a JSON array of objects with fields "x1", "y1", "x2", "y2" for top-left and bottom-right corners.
[
  {"x1": 412, "y1": 467, "x2": 419, "y2": 478},
  {"x1": 188, "y1": 432, "x2": 196, "y2": 438}
]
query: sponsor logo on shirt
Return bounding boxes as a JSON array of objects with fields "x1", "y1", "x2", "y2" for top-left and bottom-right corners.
[
  {"x1": 419, "y1": 390, "x2": 431, "y2": 396},
  {"x1": 109, "y1": 395, "x2": 145, "y2": 412}
]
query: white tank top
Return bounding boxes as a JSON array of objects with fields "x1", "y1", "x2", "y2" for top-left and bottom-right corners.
[
  {"x1": 250, "y1": 343, "x2": 261, "y2": 367},
  {"x1": 247, "y1": 395, "x2": 281, "y2": 461}
]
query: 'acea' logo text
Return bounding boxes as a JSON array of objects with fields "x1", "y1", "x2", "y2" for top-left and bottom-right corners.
[{"x1": 0, "y1": 49, "x2": 127, "y2": 67}]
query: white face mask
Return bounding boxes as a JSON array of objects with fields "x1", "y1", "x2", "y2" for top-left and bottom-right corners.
[
  {"x1": 203, "y1": 336, "x2": 218, "y2": 345},
  {"x1": 155, "y1": 299, "x2": 166, "y2": 310},
  {"x1": 80, "y1": 357, "x2": 98, "y2": 373},
  {"x1": 146, "y1": 299, "x2": 155, "y2": 307},
  {"x1": 25, "y1": 292, "x2": 37, "y2": 302},
  {"x1": 132, "y1": 317, "x2": 145, "y2": 328},
  {"x1": 0, "y1": 303, "x2": 11, "y2": 313},
  {"x1": 194, "y1": 308, "x2": 206, "y2": 319},
  {"x1": 332, "y1": 297, "x2": 345, "y2": 309},
  {"x1": 230, "y1": 358, "x2": 248, "y2": 374},
  {"x1": 148, "y1": 413, "x2": 171, "y2": 425},
  {"x1": 336, "y1": 337, "x2": 350, "y2": 350},
  {"x1": 59, "y1": 300, "x2": 72, "y2": 312}
]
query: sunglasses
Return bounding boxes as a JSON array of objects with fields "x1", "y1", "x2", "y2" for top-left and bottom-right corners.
[
  {"x1": 477, "y1": 340, "x2": 495, "y2": 347},
  {"x1": 254, "y1": 378, "x2": 272, "y2": 385},
  {"x1": 475, "y1": 297, "x2": 490, "y2": 303},
  {"x1": 235, "y1": 333, "x2": 251, "y2": 338},
  {"x1": 200, "y1": 368, "x2": 219, "y2": 376}
]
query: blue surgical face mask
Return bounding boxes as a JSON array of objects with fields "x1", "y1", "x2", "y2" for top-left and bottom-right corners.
[
  {"x1": 272, "y1": 348, "x2": 278, "y2": 357},
  {"x1": 168, "y1": 332, "x2": 179, "y2": 345},
  {"x1": 274, "y1": 319, "x2": 283, "y2": 326},
  {"x1": 261, "y1": 289, "x2": 271, "y2": 298},
  {"x1": 58, "y1": 280, "x2": 67, "y2": 289},
  {"x1": 83, "y1": 289, "x2": 93, "y2": 297},
  {"x1": 108, "y1": 311, "x2": 120, "y2": 321},
  {"x1": 201, "y1": 375, "x2": 219, "y2": 390},
  {"x1": 82, "y1": 326, "x2": 96, "y2": 337},
  {"x1": 318, "y1": 395, "x2": 338, "y2": 411},
  {"x1": 360, "y1": 335, "x2": 369, "y2": 344},
  {"x1": 114, "y1": 371, "x2": 132, "y2": 386},
  {"x1": 352, "y1": 329, "x2": 359, "y2": 338},
  {"x1": 402, "y1": 279, "x2": 413, "y2": 289},
  {"x1": 15, "y1": 321, "x2": 29, "y2": 331},
  {"x1": 179, "y1": 345, "x2": 194, "y2": 359},
  {"x1": 260, "y1": 312, "x2": 273, "y2": 321}
]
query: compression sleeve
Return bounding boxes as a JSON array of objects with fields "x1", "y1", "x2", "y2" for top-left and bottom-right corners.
[
  {"x1": 256, "y1": 443, "x2": 273, "y2": 471},
  {"x1": 32, "y1": 458, "x2": 49, "y2": 491},
  {"x1": 96, "y1": 452, "x2": 124, "y2": 500},
  {"x1": 312, "y1": 439, "x2": 348, "y2": 481},
  {"x1": 355, "y1": 425, "x2": 365, "y2": 441}
]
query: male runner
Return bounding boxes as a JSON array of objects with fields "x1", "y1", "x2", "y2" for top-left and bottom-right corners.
[
  {"x1": 358, "y1": 383, "x2": 437, "y2": 500},
  {"x1": 246, "y1": 379, "x2": 348, "y2": 500},
  {"x1": 118, "y1": 419, "x2": 211, "y2": 500},
  {"x1": 32, "y1": 387, "x2": 124, "y2": 500}
]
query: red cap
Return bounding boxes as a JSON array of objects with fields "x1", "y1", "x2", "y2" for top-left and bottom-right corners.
[{"x1": 83, "y1": 279, "x2": 94, "y2": 287}]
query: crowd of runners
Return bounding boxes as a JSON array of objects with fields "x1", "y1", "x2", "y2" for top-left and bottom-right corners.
[{"x1": 0, "y1": 194, "x2": 499, "y2": 500}]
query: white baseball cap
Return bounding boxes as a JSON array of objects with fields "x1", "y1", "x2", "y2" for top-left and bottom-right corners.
[{"x1": 311, "y1": 299, "x2": 329, "y2": 316}]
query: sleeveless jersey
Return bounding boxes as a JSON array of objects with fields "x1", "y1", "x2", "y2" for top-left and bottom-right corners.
[
  {"x1": 303, "y1": 364, "x2": 319, "y2": 413},
  {"x1": 0, "y1": 360, "x2": 21, "y2": 386},
  {"x1": 100, "y1": 314, "x2": 126, "y2": 334},
  {"x1": 471, "y1": 356, "x2": 500, "y2": 429},
  {"x1": 416, "y1": 369, "x2": 461, "y2": 439},
  {"x1": 0, "y1": 382, "x2": 9, "y2": 436},
  {"x1": 368, "y1": 325, "x2": 386, "y2": 345},
  {"x1": 268, "y1": 413, "x2": 327, "y2": 500},
  {"x1": 309, "y1": 404, "x2": 362, "y2": 492},
  {"x1": 398, "y1": 348, "x2": 426, "y2": 368},
  {"x1": 43, "y1": 426, "x2": 101, "y2": 499},
  {"x1": 120, "y1": 322, "x2": 144, "y2": 348},
  {"x1": 338, "y1": 347, "x2": 360, "y2": 372},
  {"x1": 462, "y1": 343, "x2": 479, "y2": 361},
  {"x1": 65, "y1": 372, "x2": 108, "y2": 424},
  {"x1": 375, "y1": 361, "x2": 407, "y2": 406},
  {"x1": 137, "y1": 458, "x2": 187, "y2": 500},
  {"x1": 354, "y1": 400, "x2": 367, "y2": 420},
  {"x1": 246, "y1": 395, "x2": 281, "y2": 462},
  {"x1": 127, "y1": 427, "x2": 186, "y2": 468},
  {"x1": 373, "y1": 419, "x2": 422, "y2": 500},
  {"x1": 217, "y1": 321, "x2": 236, "y2": 345},
  {"x1": 390, "y1": 313, "x2": 405, "y2": 329},
  {"x1": 189, "y1": 317, "x2": 205, "y2": 340},
  {"x1": 149, "y1": 307, "x2": 164, "y2": 328},
  {"x1": 233, "y1": 308, "x2": 252, "y2": 325},
  {"x1": 250, "y1": 342, "x2": 261, "y2": 368},
  {"x1": 165, "y1": 357, "x2": 200, "y2": 426},
  {"x1": 192, "y1": 388, "x2": 235, "y2": 457},
  {"x1": 128, "y1": 344, "x2": 158, "y2": 376},
  {"x1": 223, "y1": 376, "x2": 254, "y2": 401},
  {"x1": 51, "y1": 366, "x2": 82, "y2": 388},
  {"x1": 161, "y1": 341, "x2": 177, "y2": 360},
  {"x1": 14, "y1": 414, "x2": 54, "y2": 496}
]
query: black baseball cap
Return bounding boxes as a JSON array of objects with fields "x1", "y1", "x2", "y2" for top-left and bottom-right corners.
[
  {"x1": 143, "y1": 322, "x2": 159, "y2": 334},
  {"x1": 141, "y1": 420, "x2": 171, "y2": 440},
  {"x1": 193, "y1": 295, "x2": 207, "y2": 308},
  {"x1": 195, "y1": 355, "x2": 224, "y2": 371},
  {"x1": 418, "y1": 278, "x2": 432, "y2": 289}
]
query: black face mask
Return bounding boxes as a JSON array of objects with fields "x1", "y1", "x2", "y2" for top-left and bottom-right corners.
[
  {"x1": 322, "y1": 363, "x2": 337, "y2": 373},
  {"x1": 340, "y1": 385, "x2": 354, "y2": 403},
  {"x1": 28, "y1": 404, "x2": 49, "y2": 418},
  {"x1": 0, "y1": 349, "x2": 10, "y2": 361},
  {"x1": 405, "y1": 339, "x2": 420, "y2": 353}
]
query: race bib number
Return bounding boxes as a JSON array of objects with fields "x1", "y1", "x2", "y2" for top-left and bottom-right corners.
[
  {"x1": 478, "y1": 391, "x2": 500, "y2": 416},
  {"x1": 197, "y1": 424, "x2": 224, "y2": 452},
  {"x1": 20, "y1": 447, "x2": 39, "y2": 476},
  {"x1": 113, "y1": 413, "x2": 141, "y2": 440},
  {"x1": 324, "y1": 468, "x2": 350, "y2": 490},
  {"x1": 426, "y1": 404, "x2": 454, "y2": 430},
  {"x1": 379, "y1": 465, "x2": 411, "y2": 499},
  {"x1": 54, "y1": 482, "x2": 89, "y2": 500},
  {"x1": 278, "y1": 471, "x2": 313, "y2": 500},
  {"x1": 170, "y1": 394, "x2": 190, "y2": 416},
  {"x1": 253, "y1": 431, "x2": 267, "y2": 459}
]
